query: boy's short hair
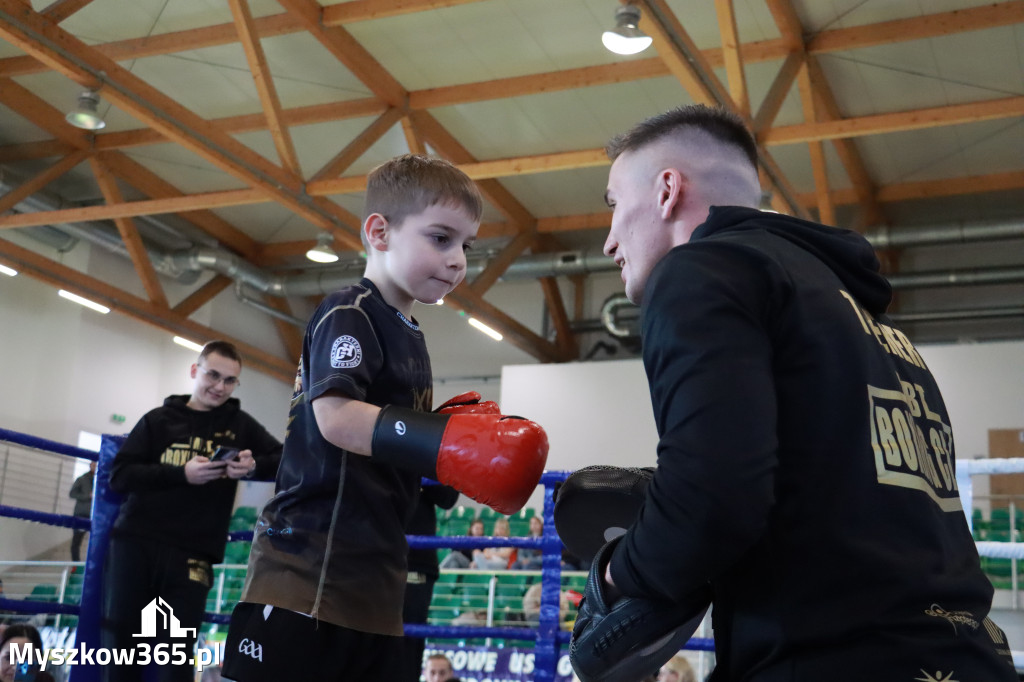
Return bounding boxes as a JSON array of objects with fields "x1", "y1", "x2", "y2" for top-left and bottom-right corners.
[
  {"x1": 426, "y1": 652, "x2": 453, "y2": 671},
  {"x1": 606, "y1": 104, "x2": 758, "y2": 168},
  {"x1": 362, "y1": 154, "x2": 483, "y2": 246},
  {"x1": 199, "y1": 340, "x2": 242, "y2": 366}
]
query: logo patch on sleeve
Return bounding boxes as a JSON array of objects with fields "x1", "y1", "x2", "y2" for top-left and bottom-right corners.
[{"x1": 330, "y1": 335, "x2": 362, "y2": 368}]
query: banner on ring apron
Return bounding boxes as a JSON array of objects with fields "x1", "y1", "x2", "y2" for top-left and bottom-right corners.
[{"x1": 424, "y1": 645, "x2": 575, "y2": 682}]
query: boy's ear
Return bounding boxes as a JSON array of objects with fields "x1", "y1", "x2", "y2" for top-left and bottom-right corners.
[{"x1": 364, "y1": 213, "x2": 389, "y2": 251}]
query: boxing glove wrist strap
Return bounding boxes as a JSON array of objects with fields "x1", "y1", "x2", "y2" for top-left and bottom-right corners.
[{"x1": 371, "y1": 404, "x2": 448, "y2": 480}]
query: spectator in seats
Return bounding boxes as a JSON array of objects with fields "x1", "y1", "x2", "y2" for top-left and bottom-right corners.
[
  {"x1": 102, "y1": 340, "x2": 282, "y2": 682},
  {"x1": 402, "y1": 483, "x2": 459, "y2": 681},
  {"x1": 471, "y1": 517, "x2": 513, "y2": 570},
  {"x1": 439, "y1": 518, "x2": 485, "y2": 569},
  {"x1": 0, "y1": 624, "x2": 55, "y2": 682},
  {"x1": 68, "y1": 460, "x2": 96, "y2": 563},
  {"x1": 511, "y1": 516, "x2": 544, "y2": 570},
  {"x1": 423, "y1": 652, "x2": 459, "y2": 682},
  {"x1": 521, "y1": 582, "x2": 570, "y2": 627},
  {"x1": 657, "y1": 654, "x2": 696, "y2": 682}
]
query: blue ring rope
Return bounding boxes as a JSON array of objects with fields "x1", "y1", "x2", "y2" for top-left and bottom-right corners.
[{"x1": 1, "y1": 428, "x2": 713, "y2": 682}]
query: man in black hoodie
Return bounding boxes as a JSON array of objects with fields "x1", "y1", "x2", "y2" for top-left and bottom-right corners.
[
  {"x1": 579, "y1": 105, "x2": 1015, "y2": 680},
  {"x1": 102, "y1": 340, "x2": 282, "y2": 682}
]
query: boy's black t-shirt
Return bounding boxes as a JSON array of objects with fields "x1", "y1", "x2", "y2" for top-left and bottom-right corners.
[{"x1": 242, "y1": 279, "x2": 432, "y2": 636}]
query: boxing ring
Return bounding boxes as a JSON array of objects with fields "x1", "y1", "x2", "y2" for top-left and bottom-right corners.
[{"x1": 1, "y1": 428, "x2": 1022, "y2": 680}]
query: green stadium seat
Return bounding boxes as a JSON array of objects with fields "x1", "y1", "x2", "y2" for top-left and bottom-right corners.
[
  {"x1": 30, "y1": 584, "x2": 57, "y2": 602},
  {"x1": 511, "y1": 507, "x2": 535, "y2": 520},
  {"x1": 449, "y1": 505, "x2": 474, "y2": 521},
  {"x1": 223, "y1": 541, "x2": 251, "y2": 565},
  {"x1": 478, "y1": 508, "x2": 498, "y2": 521}
]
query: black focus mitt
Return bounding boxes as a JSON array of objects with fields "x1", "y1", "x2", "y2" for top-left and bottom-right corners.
[
  {"x1": 569, "y1": 537, "x2": 711, "y2": 682},
  {"x1": 553, "y1": 465, "x2": 654, "y2": 565}
]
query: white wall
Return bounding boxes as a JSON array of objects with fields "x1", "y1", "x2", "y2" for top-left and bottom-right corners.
[{"x1": 0, "y1": 254, "x2": 291, "y2": 561}]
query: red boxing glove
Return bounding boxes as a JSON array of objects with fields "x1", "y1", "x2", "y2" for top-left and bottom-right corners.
[
  {"x1": 435, "y1": 390, "x2": 500, "y2": 415},
  {"x1": 372, "y1": 406, "x2": 548, "y2": 514}
]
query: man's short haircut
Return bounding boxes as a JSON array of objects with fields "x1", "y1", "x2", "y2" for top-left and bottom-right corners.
[
  {"x1": 606, "y1": 104, "x2": 758, "y2": 168},
  {"x1": 363, "y1": 154, "x2": 484, "y2": 241},
  {"x1": 199, "y1": 340, "x2": 242, "y2": 366}
]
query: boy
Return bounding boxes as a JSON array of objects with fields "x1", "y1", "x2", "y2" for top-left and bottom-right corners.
[{"x1": 222, "y1": 155, "x2": 548, "y2": 680}]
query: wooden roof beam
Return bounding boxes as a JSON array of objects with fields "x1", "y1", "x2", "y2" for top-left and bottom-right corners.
[
  {"x1": 97, "y1": 152, "x2": 262, "y2": 259},
  {"x1": 174, "y1": 276, "x2": 233, "y2": 318},
  {"x1": 764, "y1": 95, "x2": 1024, "y2": 145},
  {"x1": 0, "y1": 1, "x2": 363, "y2": 250},
  {"x1": 401, "y1": 116, "x2": 427, "y2": 155},
  {"x1": 469, "y1": 231, "x2": 537, "y2": 295},
  {"x1": 310, "y1": 107, "x2": 406, "y2": 182},
  {"x1": 796, "y1": 62, "x2": 835, "y2": 226},
  {"x1": 539, "y1": 277, "x2": 578, "y2": 360},
  {"x1": 40, "y1": 0, "x2": 94, "y2": 23},
  {"x1": 90, "y1": 157, "x2": 169, "y2": 308},
  {"x1": 804, "y1": 58, "x2": 885, "y2": 227},
  {"x1": 715, "y1": 0, "x2": 751, "y2": 118},
  {"x1": 0, "y1": 151, "x2": 88, "y2": 214},
  {"x1": 229, "y1": 0, "x2": 303, "y2": 177},
  {"x1": 445, "y1": 285, "x2": 565, "y2": 364},
  {"x1": 276, "y1": 0, "x2": 407, "y2": 109}
]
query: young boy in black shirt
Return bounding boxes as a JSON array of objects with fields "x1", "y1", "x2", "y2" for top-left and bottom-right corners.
[{"x1": 223, "y1": 155, "x2": 548, "y2": 680}]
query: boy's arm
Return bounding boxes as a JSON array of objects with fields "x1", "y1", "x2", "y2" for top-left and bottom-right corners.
[{"x1": 311, "y1": 391, "x2": 379, "y2": 455}]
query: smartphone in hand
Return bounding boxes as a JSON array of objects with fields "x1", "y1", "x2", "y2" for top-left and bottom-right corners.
[{"x1": 211, "y1": 446, "x2": 240, "y2": 462}]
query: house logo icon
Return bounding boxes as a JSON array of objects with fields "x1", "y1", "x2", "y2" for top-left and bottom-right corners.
[{"x1": 133, "y1": 597, "x2": 197, "y2": 638}]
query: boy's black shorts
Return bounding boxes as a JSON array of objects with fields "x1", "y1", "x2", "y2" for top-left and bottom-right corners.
[{"x1": 222, "y1": 602, "x2": 405, "y2": 681}]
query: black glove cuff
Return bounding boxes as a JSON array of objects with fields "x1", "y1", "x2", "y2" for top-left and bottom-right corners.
[{"x1": 371, "y1": 405, "x2": 448, "y2": 480}]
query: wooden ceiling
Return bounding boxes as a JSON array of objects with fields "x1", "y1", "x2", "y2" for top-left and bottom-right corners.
[{"x1": 0, "y1": 0, "x2": 1022, "y2": 383}]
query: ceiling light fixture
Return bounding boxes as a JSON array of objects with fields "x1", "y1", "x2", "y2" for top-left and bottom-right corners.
[
  {"x1": 468, "y1": 317, "x2": 503, "y2": 341},
  {"x1": 59, "y1": 289, "x2": 110, "y2": 314},
  {"x1": 0, "y1": 264, "x2": 16, "y2": 277},
  {"x1": 173, "y1": 336, "x2": 205, "y2": 352},
  {"x1": 305, "y1": 233, "x2": 339, "y2": 264},
  {"x1": 602, "y1": 5, "x2": 653, "y2": 55},
  {"x1": 65, "y1": 90, "x2": 107, "y2": 131}
]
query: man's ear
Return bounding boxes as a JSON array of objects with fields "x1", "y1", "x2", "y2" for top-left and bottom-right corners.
[
  {"x1": 364, "y1": 213, "x2": 389, "y2": 251},
  {"x1": 189, "y1": 363, "x2": 198, "y2": 379},
  {"x1": 657, "y1": 168, "x2": 685, "y2": 220}
]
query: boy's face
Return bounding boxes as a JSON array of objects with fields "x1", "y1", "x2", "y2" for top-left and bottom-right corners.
[
  {"x1": 425, "y1": 657, "x2": 453, "y2": 682},
  {"x1": 369, "y1": 202, "x2": 478, "y2": 312}
]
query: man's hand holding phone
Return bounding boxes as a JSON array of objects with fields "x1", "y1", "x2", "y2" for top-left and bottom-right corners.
[
  {"x1": 185, "y1": 447, "x2": 253, "y2": 484},
  {"x1": 225, "y1": 449, "x2": 256, "y2": 480}
]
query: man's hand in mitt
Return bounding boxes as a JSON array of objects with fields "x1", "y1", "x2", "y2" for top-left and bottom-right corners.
[{"x1": 569, "y1": 537, "x2": 711, "y2": 682}]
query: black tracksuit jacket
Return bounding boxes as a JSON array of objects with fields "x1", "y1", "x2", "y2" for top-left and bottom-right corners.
[{"x1": 608, "y1": 206, "x2": 1015, "y2": 681}]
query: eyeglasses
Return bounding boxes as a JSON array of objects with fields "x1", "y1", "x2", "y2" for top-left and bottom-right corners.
[{"x1": 198, "y1": 366, "x2": 240, "y2": 388}]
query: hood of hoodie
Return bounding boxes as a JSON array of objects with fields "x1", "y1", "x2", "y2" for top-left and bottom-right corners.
[
  {"x1": 693, "y1": 206, "x2": 892, "y2": 316},
  {"x1": 163, "y1": 393, "x2": 241, "y2": 415}
]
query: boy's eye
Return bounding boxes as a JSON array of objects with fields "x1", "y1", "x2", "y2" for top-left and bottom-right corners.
[
  {"x1": 462, "y1": 242, "x2": 473, "y2": 253},
  {"x1": 432, "y1": 234, "x2": 450, "y2": 245}
]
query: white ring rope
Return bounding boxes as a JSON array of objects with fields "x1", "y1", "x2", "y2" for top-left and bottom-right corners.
[{"x1": 958, "y1": 458, "x2": 1024, "y2": 559}]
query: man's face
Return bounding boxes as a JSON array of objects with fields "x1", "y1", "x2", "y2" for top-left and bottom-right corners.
[
  {"x1": 603, "y1": 150, "x2": 676, "y2": 305},
  {"x1": 189, "y1": 352, "x2": 241, "y2": 411},
  {"x1": 425, "y1": 657, "x2": 453, "y2": 682}
]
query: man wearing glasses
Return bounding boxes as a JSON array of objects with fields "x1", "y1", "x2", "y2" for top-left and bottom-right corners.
[{"x1": 102, "y1": 340, "x2": 282, "y2": 682}]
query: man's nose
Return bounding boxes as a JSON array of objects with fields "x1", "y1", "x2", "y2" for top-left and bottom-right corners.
[{"x1": 603, "y1": 233, "x2": 618, "y2": 258}]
